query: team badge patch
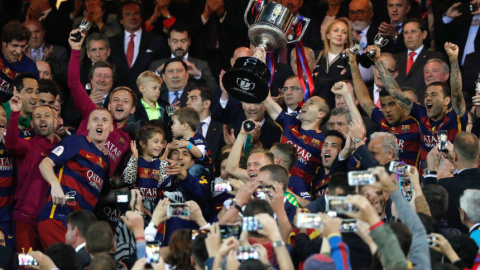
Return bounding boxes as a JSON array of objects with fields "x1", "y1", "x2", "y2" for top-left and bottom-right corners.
[
  {"x1": 119, "y1": 137, "x2": 125, "y2": 147},
  {"x1": 52, "y1": 146, "x2": 64, "y2": 156}
]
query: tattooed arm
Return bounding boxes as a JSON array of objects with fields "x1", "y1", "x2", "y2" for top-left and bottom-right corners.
[
  {"x1": 374, "y1": 55, "x2": 413, "y2": 114},
  {"x1": 445, "y1": 42, "x2": 466, "y2": 116}
]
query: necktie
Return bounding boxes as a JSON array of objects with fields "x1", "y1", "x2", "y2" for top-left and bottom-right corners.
[
  {"x1": 356, "y1": 30, "x2": 363, "y2": 35},
  {"x1": 406, "y1": 51, "x2": 416, "y2": 75},
  {"x1": 126, "y1": 33, "x2": 135, "y2": 67},
  {"x1": 395, "y1": 25, "x2": 402, "y2": 32},
  {"x1": 33, "y1": 49, "x2": 41, "y2": 62},
  {"x1": 172, "y1": 91, "x2": 180, "y2": 105},
  {"x1": 375, "y1": 88, "x2": 382, "y2": 109},
  {"x1": 197, "y1": 122, "x2": 206, "y2": 135}
]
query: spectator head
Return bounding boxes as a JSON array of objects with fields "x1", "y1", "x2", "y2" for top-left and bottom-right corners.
[
  {"x1": 360, "y1": 184, "x2": 389, "y2": 216},
  {"x1": 169, "y1": 147, "x2": 197, "y2": 171},
  {"x1": 217, "y1": 152, "x2": 246, "y2": 180},
  {"x1": 172, "y1": 107, "x2": 200, "y2": 137},
  {"x1": 135, "y1": 124, "x2": 166, "y2": 159},
  {"x1": 118, "y1": 1, "x2": 143, "y2": 33},
  {"x1": 379, "y1": 90, "x2": 408, "y2": 125},
  {"x1": 304, "y1": 254, "x2": 336, "y2": 270},
  {"x1": 66, "y1": 210, "x2": 98, "y2": 248},
  {"x1": 161, "y1": 58, "x2": 189, "y2": 92},
  {"x1": 0, "y1": 226, "x2": 5, "y2": 246},
  {"x1": 401, "y1": 86, "x2": 418, "y2": 104},
  {"x1": 334, "y1": 80, "x2": 358, "y2": 109},
  {"x1": 87, "y1": 108, "x2": 113, "y2": 145},
  {"x1": 244, "y1": 199, "x2": 274, "y2": 217},
  {"x1": 424, "y1": 58, "x2": 450, "y2": 86},
  {"x1": 387, "y1": 0, "x2": 410, "y2": 25},
  {"x1": 168, "y1": 21, "x2": 191, "y2": 58},
  {"x1": 1, "y1": 21, "x2": 31, "y2": 63},
  {"x1": 239, "y1": 259, "x2": 269, "y2": 270},
  {"x1": 108, "y1": 86, "x2": 137, "y2": 124},
  {"x1": 258, "y1": 164, "x2": 289, "y2": 192},
  {"x1": 87, "y1": 253, "x2": 116, "y2": 270},
  {"x1": 437, "y1": 156, "x2": 454, "y2": 180},
  {"x1": 349, "y1": 0, "x2": 374, "y2": 31},
  {"x1": 36, "y1": 61, "x2": 53, "y2": 80},
  {"x1": 246, "y1": 148, "x2": 274, "y2": 182},
  {"x1": 386, "y1": 222, "x2": 412, "y2": 256},
  {"x1": 24, "y1": 20, "x2": 45, "y2": 50},
  {"x1": 327, "y1": 107, "x2": 351, "y2": 138},
  {"x1": 38, "y1": 79, "x2": 59, "y2": 107},
  {"x1": 186, "y1": 87, "x2": 213, "y2": 118},
  {"x1": 89, "y1": 61, "x2": 114, "y2": 95},
  {"x1": 298, "y1": 96, "x2": 330, "y2": 126},
  {"x1": 403, "y1": 18, "x2": 427, "y2": 51},
  {"x1": 165, "y1": 229, "x2": 193, "y2": 270},
  {"x1": 86, "y1": 33, "x2": 111, "y2": 64},
  {"x1": 269, "y1": 142, "x2": 298, "y2": 171},
  {"x1": 137, "y1": 70, "x2": 162, "y2": 103},
  {"x1": 368, "y1": 132, "x2": 399, "y2": 165},
  {"x1": 328, "y1": 172, "x2": 356, "y2": 196},
  {"x1": 460, "y1": 189, "x2": 480, "y2": 227},
  {"x1": 323, "y1": 18, "x2": 353, "y2": 54},
  {"x1": 86, "y1": 221, "x2": 115, "y2": 256},
  {"x1": 449, "y1": 234, "x2": 479, "y2": 268},
  {"x1": 322, "y1": 130, "x2": 346, "y2": 170},
  {"x1": 453, "y1": 132, "x2": 480, "y2": 166},
  {"x1": 278, "y1": 0, "x2": 303, "y2": 14},
  {"x1": 282, "y1": 76, "x2": 304, "y2": 111},
  {"x1": 290, "y1": 46, "x2": 315, "y2": 76},
  {"x1": 13, "y1": 73, "x2": 39, "y2": 115},
  {"x1": 423, "y1": 185, "x2": 449, "y2": 221},
  {"x1": 31, "y1": 104, "x2": 56, "y2": 137},
  {"x1": 45, "y1": 243, "x2": 77, "y2": 270},
  {"x1": 84, "y1": 0, "x2": 106, "y2": 12},
  {"x1": 230, "y1": 47, "x2": 253, "y2": 67},
  {"x1": 242, "y1": 102, "x2": 266, "y2": 122},
  {"x1": 418, "y1": 212, "x2": 439, "y2": 234},
  {"x1": 373, "y1": 53, "x2": 397, "y2": 89},
  {"x1": 191, "y1": 234, "x2": 209, "y2": 270},
  {"x1": 424, "y1": 81, "x2": 451, "y2": 120}
]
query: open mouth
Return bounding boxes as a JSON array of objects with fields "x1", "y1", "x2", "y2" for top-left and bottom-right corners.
[
  {"x1": 116, "y1": 108, "x2": 124, "y2": 113},
  {"x1": 426, "y1": 103, "x2": 433, "y2": 110},
  {"x1": 249, "y1": 173, "x2": 257, "y2": 181},
  {"x1": 96, "y1": 128, "x2": 103, "y2": 135}
]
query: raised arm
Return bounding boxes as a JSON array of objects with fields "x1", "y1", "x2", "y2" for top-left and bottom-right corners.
[
  {"x1": 5, "y1": 95, "x2": 28, "y2": 155},
  {"x1": 262, "y1": 91, "x2": 283, "y2": 121},
  {"x1": 445, "y1": 42, "x2": 466, "y2": 116},
  {"x1": 331, "y1": 81, "x2": 363, "y2": 123},
  {"x1": 372, "y1": 47, "x2": 413, "y2": 114},
  {"x1": 225, "y1": 120, "x2": 258, "y2": 181},
  {"x1": 347, "y1": 49, "x2": 376, "y2": 118}
]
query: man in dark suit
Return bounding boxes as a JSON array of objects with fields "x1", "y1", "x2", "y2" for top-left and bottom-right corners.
[
  {"x1": 158, "y1": 58, "x2": 190, "y2": 109},
  {"x1": 150, "y1": 21, "x2": 218, "y2": 92},
  {"x1": 429, "y1": 132, "x2": 480, "y2": 234},
  {"x1": 65, "y1": 210, "x2": 97, "y2": 270},
  {"x1": 186, "y1": 87, "x2": 225, "y2": 161},
  {"x1": 81, "y1": 33, "x2": 112, "y2": 90},
  {"x1": 381, "y1": 0, "x2": 410, "y2": 54},
  {"x1": 395, "y1": 19, "x2": 446, "y2": 92},
  {"x1": 108, "y1": 1, "x2": 167, "y2": 95}
]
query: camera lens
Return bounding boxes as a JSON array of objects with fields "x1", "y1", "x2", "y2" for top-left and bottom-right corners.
[{"x1": 243, "y1": 120, "x2": 255, "y2": 132}]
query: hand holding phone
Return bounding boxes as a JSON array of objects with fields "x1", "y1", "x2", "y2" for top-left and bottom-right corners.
[
  {"x1": 167, "y1": 203, "x2": 190, "y2": 217},
  {"x1": 17, "y1": 253, "x2": 38, "y2": 266},
  {"x1": 327, "y1": 196, "x2": 358, "y2": 214}
]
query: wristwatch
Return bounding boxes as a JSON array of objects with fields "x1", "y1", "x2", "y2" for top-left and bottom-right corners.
[
  {"x1": 353, "y1": 137, "x2": 362, "y2": 144},
  {"x1": 272, "y1": 240, "x2": 285, "y2": 248},
  {"x1": 425, "y1": 170, "x2": 437, "y2": 175}
]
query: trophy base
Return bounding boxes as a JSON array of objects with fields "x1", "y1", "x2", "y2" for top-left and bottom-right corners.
[
  {"x1": 248, "y1": 22, "x2": 288, "y2": 52},
  {"x1": 222, "y1": 57, "x2": 271, "y2": 103}
]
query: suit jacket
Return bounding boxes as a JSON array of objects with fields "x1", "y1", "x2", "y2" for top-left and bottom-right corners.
[
  {"x1": 77, "y1": 246, "x2": 91, "y2": 270},
  {"x1": 462, "y1": 52, "x2": 480, "y2": 100},
  {"x1": 395, "y1": 48, "x2": 446, "y2": 92},
  {"x1": 108, "y1": 31, "x2": 168, "y2": 95},
  {"x1": 41, "y1": 5, "x2": 73, "y2": 48},
  {"x1": 443, "y1": 14, "x2": 480, "y2": 62},
  {"x1": 157, "y1": 85, "x2": 189, "y2": 109},
  {"x1": 149, "y1": 56, "x2": 218, "y2": 92},
  {"x1": 211, "y1": 87, "x2": 244, "y2": 126},
  {"x1": 205, "y1": 120, "x2": 225, "y2": 162},
  {"x1": 437, "y1": 168, "x2": 480, "y2": 233}
]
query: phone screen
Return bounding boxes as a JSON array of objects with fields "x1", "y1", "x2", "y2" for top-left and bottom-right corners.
[
  {"x1": 18, "y1": 253, "x2": 38, "y2": 266},
  {"x1": 146, "y1": 241, "x2": 161, "y2": 264},
  {"x1": 219, "y1": 225, "x2": 241, "y2": 240}
]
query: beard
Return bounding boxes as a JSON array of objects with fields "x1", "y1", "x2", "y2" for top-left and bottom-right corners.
[{"x1": 352, "y1": 20, "x2": 370, "y2": 32}]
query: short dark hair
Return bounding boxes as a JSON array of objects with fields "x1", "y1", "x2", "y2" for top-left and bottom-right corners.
[
  {"x1": 173, "y1": 107, "x2": 200, "y2": 132},
  {"x1": 161, "y1": 58, "x2": 188, "y2": 74},
  {"x1": 454, "y1": 132, "x2": 480, "y2": 163},
  {"x1": 423, "y1": 185, "x2": 449, "y2": 221},
  {"x1": 404, "y1": 18, "x2": 427, "y2": 32},
  {"x1": 169, "y1": 21, "x2": 190, "y2": 38},
  {"x1": 66, "y1": 210, "x2": 97, "y2": 238},
  {"x1": 192, "y1": 86, "x2": 213, "y2": 104},
  {"x1": 244, "y1": 199, "x2": 274, "y2": 217},
  {"x1": 417, "y1": 212, "x2": 439, "y2": 235},
  {"x1": 87, "y1": 253, "x2": 116, "y2": 270},
  {"x1": 217, "y1": 152, "x2": 246, "y2": 169},
  {"x1": 1, "y1": 21, "x2": 31, "y2": 43},
  {"x1": 328, "y1": 172, "x2": 355, "y2": 195},
  {"x1": 239, "y1": 259, "x2": 268, "y2": 270},
  {"x1": 271, "y1": 142, "x2": 298, "y2": 171},
  {"x1": 86, "y1": 221, "x2": 114, "y2": 255},
  {"x1": 428, "y1": 81, "x2": 451, "y2": 99},
  {"x1": 45, "y1": 243, "x2": 78, "y2": 270},
  {"x1": 191, "y1": 234, "x2": 209, "y2": 269},
  {"x1": 449, "y1": 235, "x2": 479, "y2": 268},
  {"x1": 325, "y1": 130, "x2": 346, "y2": 149},
  {"x1": 86, "y1": 32, "x2": 110, "y2": 50},
  {"x1": 13, "y1": 73, "x2": 37, "y2": 93},
  {"x1": 117, "y1": 0, "x2": 142, "y2": 21},
  {"x1": 386, "y1": 222, "x2": 412, "y2": 256},
  {"x1": 89, "y1": 61, "x2": 115, "y2": 81},
  {"x1": 38, "y1": 79, "x2": 60, "y2": 97},
  {"x1": 259, "y1": 164, "x2": 289, "y2": 191}
]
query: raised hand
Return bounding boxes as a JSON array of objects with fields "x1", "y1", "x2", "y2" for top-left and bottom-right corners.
[{"x1": 444, "y1": 42, "x2": 459, "y2": 59}]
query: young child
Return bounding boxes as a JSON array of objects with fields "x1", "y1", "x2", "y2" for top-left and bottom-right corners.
[
  {"x1": 135, "y1": 71, "x2": 166, "y2": 123},
  {"x1": 124, "y1": 125, "x2": 168, "y2": 208},
  {"x1": 170, "y1": 107, "x2": 214, "y2": 175}
]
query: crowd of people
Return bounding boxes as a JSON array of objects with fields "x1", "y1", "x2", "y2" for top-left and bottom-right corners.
[{"x1": 0, "y1": 0, "x2": 480, "y2": 269}]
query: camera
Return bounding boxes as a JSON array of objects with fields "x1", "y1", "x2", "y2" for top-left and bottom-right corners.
[
  {"x1": 437, "y1": 130, "x2": 448, "y2": 152},
  {"x1": 427, "y1": 235, "x2": 438, "y2": 247},
  {"x1": 212, "y1": 179, "x2": 232, "y2": 192},
  {"x1": 389, "y1": 161, "x2": 411, "y2": 175},
  {"x1": 340, "y1": 219, "x2": 357, "y2": 233},
  {"x1": 327, "y1": 196, "x2": 358, "y2": 214},
  {"x1": 146, "y1": 241, "x2": 161, "y2": 264},
  {"x1": 242, "y1": 216, "x2": 263, "y2": 231},
  {"x1": 296, "y1": 213, "x2": 323, "y2": 229},
  {"x1": 167, "y1": 203, "x2": 190, "y2": 217},
  {"x1": 255, "y1": 185, "x2": 273, "y2": 200},
  {"x1": 237, "y1": 246, "x2": 260, "y2": 261},
  {"x1": 243, "y1": 120, "x2": 255, "y2": 132},
  {"x1": 348, "y1": 170, "x2": 376, "y2": 186},
  {"x1": 17, "y1": 253, "x2": 38, "y2": 266}
]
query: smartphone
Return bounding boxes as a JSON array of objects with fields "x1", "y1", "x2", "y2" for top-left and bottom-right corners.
[
  {"x1": 145, "y1": 241, "x2": 161, "y2": 264},
  {"x1": 457, "y1": 2, "x2": 477, "y2": 13},
  {"x1": 17, "y1": 253, "x2": 38, "y2": 266},
  {"x1": 167, "y1": 203, "x2": 190, "y2": 217},
  {"x1": 340, "y1": 219, "x2": 357, "y2": 233},
  {"x1": 237, "y1": 246, "x2": 260, "y2": 261},
  {"x1": 389, "y1": 161, "x2": 411, "y2": 175},
  {"x1": 255, "y1": 185, "x2": 273, "y2": 200},
  {"x1": 327, "y1": 196, "x2": 358, "y2": 214},
  {"x1": 212, "y1": 179, "x2": 232, "y2": 192},
  {"x1": 242, "y1": 216, "x2": 263, "y2": 231},
  {"x1": 296, "y1": 213, "x2": 323, "y2": 229},
  {"x1": 191, "y1": 229, "x2": 209, "y2": 240},
  {"x1": 399, "y1": 180, "x2": 413, "y2": 201},
  {"x1": 427, "y1": 235, "x2": 438, "y2": 247},
  {"x1": 116, "y1": 191, "x2": 130, "y2": 204},
  {"x1": 219, "y1": 225, "x2": 242, "y2": 241},
  {"x1": 438, "y1": 130, "x2": 448, "y2": 152},
  {"x1": 348, "y1": 170, "x2": 375, "y2": 186}
]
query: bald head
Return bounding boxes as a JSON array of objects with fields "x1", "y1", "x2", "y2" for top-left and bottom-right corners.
[{"x1": 231, "y1": 47, "x2": 253, "y2": 67}]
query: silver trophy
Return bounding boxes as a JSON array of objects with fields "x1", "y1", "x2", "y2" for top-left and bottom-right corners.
[
  {"x1": 222, "y1": 0, "x2": 310, "y2": 103},
  {"x1": 71, "y1": 18, "x2": 91, "y2": 42},
  {"x1": 366, "y1": 34, "x2": 389, "y2": 59},
  {"x1": 340, "y1": 43, "x2": 361, "y2": 62}
]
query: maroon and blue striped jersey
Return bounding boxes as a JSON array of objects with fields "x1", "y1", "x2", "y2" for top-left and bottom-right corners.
[
  {"x1": 136, "y1": 157, "x2": 162, "y2": 204},
  {"x1": 0, "y1": 142, "x2": 14, "y2": 223}
]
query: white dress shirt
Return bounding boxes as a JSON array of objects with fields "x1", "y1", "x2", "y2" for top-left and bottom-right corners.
[
  {"x1": 199, "y1": 116, "x2": 212, "y2": 138},
  {"x1": 124, "y1": 29, "x2": 142, "y2": 66}
]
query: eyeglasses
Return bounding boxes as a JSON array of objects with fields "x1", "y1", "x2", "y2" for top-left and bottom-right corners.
[
  {"x1": 281, "y1": 86, "x2": 302, "y2": 92},
  {"x1": 349, "y1": 10, "x2": 367, "y2": 16}
]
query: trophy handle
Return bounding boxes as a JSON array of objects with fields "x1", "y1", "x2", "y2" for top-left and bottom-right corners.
[
  {"x1": 244, "y1": 0, "x2": 263, "y2": 28},
  {"x1": 288, "y1": 17, "x2": 310, "y2": 44}
]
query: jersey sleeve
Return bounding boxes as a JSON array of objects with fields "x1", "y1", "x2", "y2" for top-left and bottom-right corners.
[
  {"x1": 275, "y1": 111, "x2": 300, "y2": 129},
  {"x1": 48, "y1": 136, "x2": 81, "y2": 166},
  {"x1": 408, "y1": 103, "x2": 425, "y2": 120},
  {"x1": 370, "y1": 107, "x2": 384, "y2": 124},
  {"x1": 189, "y1": 135, "x2": 207, "y2": 159}
]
